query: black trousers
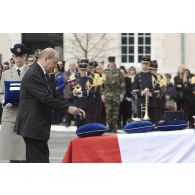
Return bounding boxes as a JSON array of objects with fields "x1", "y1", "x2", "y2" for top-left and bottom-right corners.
[{"x1": 23, "y1": 137, "x2": 49, "y2": 163}]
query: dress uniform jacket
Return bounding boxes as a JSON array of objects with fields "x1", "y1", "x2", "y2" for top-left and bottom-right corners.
[
  {"x1": 73, "y1": 73, "x2": 93, "y2": 127},
  {"x1": 133, "y1": 71, "x2": 160, "y2": 119},
  {"x1": 133, "y1": 71, "x2": 159, "y2": 103},
  {"x1": 0, "y1": 66, "x2": 29, "y2": 160},
  {"x1": 14, "y1": 62, "x2": 70, "y2": 141}
]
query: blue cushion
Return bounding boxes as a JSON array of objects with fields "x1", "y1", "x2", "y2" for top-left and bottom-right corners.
[
  {"x1": 157, "y1": 120, "x2": 187, "y2": 131},
  {"x1": 3, "y1": 81, "x2": 21, "y2": 106},
  {"x1": 124, "y1": 121, "x2": 154, "y2": 134},
  {"x1": 76, "y1": 123, "x2": 106, "y2": 137}
]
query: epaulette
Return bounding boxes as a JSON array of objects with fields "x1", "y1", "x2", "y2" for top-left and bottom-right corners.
[{"x1": 191, "y1": 76, "x2": 195, "y2": 84}]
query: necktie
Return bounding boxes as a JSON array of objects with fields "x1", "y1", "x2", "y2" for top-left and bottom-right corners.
[
  {"x1": 44, "y1": 73, "x2": 51, "y2": 94},
  {"x1": 17, "y1": 69, "x2": 21, "y2": 76}
]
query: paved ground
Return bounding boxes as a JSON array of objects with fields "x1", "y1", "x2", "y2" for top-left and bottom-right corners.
[
  {"x1": 49, "y1": 131, "x2": 76, "y2": 163},
  {"x1": 0, "y1": 128, "x2": 76, "y2": 163}
]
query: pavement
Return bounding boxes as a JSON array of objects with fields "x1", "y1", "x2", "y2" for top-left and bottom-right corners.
[{"x1": 48, "y1": 130, "x2": 76, "y2": 163}]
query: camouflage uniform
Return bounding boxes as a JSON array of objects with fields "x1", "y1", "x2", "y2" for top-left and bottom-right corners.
[{"x1": 102, "y1": 67, "x2": 125, "y2": 132}]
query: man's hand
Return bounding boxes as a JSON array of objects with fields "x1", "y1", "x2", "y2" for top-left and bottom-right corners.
[{"x1": 67, "y1": 106, "x2": 86, "y2": 118}]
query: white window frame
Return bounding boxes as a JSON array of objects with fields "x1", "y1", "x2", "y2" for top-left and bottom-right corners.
[{"x1": 120, "y1": 33, "x2": 151, "y2": 70}]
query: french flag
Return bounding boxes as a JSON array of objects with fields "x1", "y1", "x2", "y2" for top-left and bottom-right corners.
[{"x1": 62, "y1": 129, "x2": 195, "y2": 163}]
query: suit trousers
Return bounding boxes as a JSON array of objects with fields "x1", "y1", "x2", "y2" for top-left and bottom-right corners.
[{"x1": 23, "y1": 137, "x2": 49, "y2": 163}]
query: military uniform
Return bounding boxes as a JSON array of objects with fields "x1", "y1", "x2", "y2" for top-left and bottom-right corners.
[
  {"x1": 102, "y1": 56, "x2": 125, "y2": 132},
  {"x1": 133, "y1": 57, "x2": 160, "y2": 123},
  {"x1": 72, "y1": 60, "x2": 94, "y2": 127},
  {"x1": 149, "y1": 60, "x2": 166, "y2": 122},
  {"x1": 0, "y1": 44, "x2": 29, "y2": 161},
  {"x1": 87, "y1": 61, "x2": 106, "y2": 123},
  {"x1": 64, "y1": 67, "x2": 78, "y2": 126}
]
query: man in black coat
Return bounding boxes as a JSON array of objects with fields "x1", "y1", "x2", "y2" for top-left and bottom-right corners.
[{"x1": 14, "y1": 48, "x2": 85, "y2": 163}]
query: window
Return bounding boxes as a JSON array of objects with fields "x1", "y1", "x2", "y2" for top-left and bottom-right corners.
[
  {"x1": 121, "y1": 33, "x2": 151, "y2": 64},
  {"x1": 121, "y1": 33, "x2": 135, "y2": 63},
  {"x1": 137, "y1": 33, "x2": 151, "y2": 63}
]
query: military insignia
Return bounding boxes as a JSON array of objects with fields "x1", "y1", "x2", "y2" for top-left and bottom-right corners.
[
  {"x1": 17, "y1": 48, "x2": 21, "y2": 53},
  {"x1": 191, "y1": 76, "x2": 195, "y2": 84}
]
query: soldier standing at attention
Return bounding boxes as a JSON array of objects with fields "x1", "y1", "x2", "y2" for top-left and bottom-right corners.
[
  {"x1": 87, "y1": 61, "x2": 98, "y2": 123},
  {"x1": 0, "y1": 43, "x2": 30, "y2": 162},
  {"x1": 64, "y1": 62, "x2": 78, "y2": 127},
  {"x1": 95, "y1": 64, "x2": 107, "y2": 125},
  {"x1": 149, "y1": 60, "x2": 166, "y2": 122},
  {"x1": 72, "y1": 59, "x2": 94, "y2": 127},
  {"x1": 101, "y1": 56, "x2": 125, "y2": 133},
  {"x1": 132, "y1": 56, "x2": 160, "y2": 123}
]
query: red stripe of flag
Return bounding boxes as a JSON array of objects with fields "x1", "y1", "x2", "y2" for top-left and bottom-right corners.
[{"x1": 62, "y1": 135, "x2": 122, "y2": 163}]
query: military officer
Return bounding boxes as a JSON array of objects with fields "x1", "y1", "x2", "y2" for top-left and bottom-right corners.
[
  {"x1": 64, "y1": 62, "x2": 78, "y2": 127},
  {"x1": 95, "y1": 64, "x2": 107, "y2": 124},
  {"x1": 72, "y1": 59, "x2": 94, "y2": 127},
  {"x1": 88, "y1": 61, "x2": 106, "y2": 123},
  {"x1": 132, "y1": 56, "x2": 160, "y2": 123},
  {"x1": 149, "y1": 60, "x2": 165, "y2": 122},
  {"x1": 0, "y1": 43, "x2": 30, "y2": 162},
  {"x1": 101, "y1": 56, "x2": 125, "y2": 132}
]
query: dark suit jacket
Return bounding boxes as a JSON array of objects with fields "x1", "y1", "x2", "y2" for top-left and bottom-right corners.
[{"x1": 14, "y1": 63, "x2": 70, "y2": 141}]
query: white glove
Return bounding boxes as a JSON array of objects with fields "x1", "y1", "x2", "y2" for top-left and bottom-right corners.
[
  {"x1": 166, "y1": 95, "x2": 170, "y2": 100},
  {"x1": 4, "y1": 103, "x2": 13, "y2": 108},
  {"x1": 126, "y1": 97, "x2": 132, "y2": 102},
  {"x1": 120, "y1": 94, "x2": 124, "y2": 102},
  {"x1": 101, "y1": 95, "x2": 105, "y2": 103},
  {"x1": 1, "y1": 96, "x2": 4, "y2": 105},
  {"x1": 147, "y1": 92, "x2": 152, "y2": 97}
]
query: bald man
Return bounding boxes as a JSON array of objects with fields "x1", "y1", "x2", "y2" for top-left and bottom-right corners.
[{"x1": 14, "y1": 48, "x2": 86, "y2": 163}]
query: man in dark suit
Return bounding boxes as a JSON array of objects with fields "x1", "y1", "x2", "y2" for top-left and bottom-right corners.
[{"x1": 14, "y1": 48, "x2": 85, "y2": 163}]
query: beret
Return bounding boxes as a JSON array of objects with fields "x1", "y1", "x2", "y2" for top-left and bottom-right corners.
[
  {"x1": 156, "y1": 120, "x2": 187, "y2": 131},
  {"x1": 124, "y1": 121, "x2": 154, "y2": 134},
  {"x1": 76, "y1": 123, "x2": 106, "y2": 137}
]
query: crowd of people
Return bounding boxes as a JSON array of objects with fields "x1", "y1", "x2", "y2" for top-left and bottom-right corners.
[
  {"x1": 1, "y1": 49, "x2": 195, "y2": 130},
  {"x1": 0, "y1": 43, "x2": 195, "y2": 162},
  {"x1": 1, "y1": 48, "x2": 195, "y2": 130}
]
